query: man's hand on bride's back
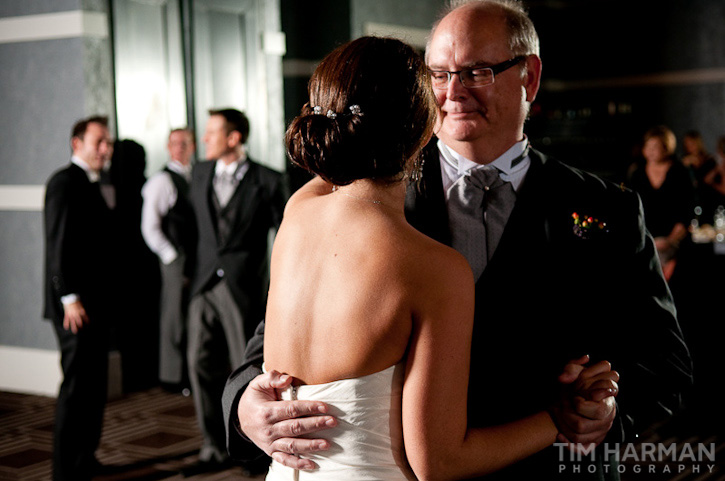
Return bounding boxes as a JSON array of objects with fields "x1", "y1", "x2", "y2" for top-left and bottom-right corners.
[
  {"x1": 549, "y1": 355, "x2": 619, "y2": 451},
  {"x1": 238, "y1": 370, "x2": 338, "y2": 470}
]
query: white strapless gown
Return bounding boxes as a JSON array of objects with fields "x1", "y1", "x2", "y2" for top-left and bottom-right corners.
[{"x1": 264, "y1": 363, "x2": 416, "y2": 480}]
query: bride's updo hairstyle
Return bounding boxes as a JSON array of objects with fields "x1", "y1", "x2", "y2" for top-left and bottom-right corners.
[{"x1": 286, "y1": 36, "x2": 436, "y2": 186}]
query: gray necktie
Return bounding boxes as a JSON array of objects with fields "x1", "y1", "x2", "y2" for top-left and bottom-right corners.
[
  {"x1": 447, "y1": 166, "x2": 516, "y2": 279},
  {"x1": 213, "y1": 170, "x2": 236, "y2": 208}
]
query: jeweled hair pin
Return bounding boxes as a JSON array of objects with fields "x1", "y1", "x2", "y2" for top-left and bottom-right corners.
[{"x1": 311, "y1": 104, "x2": 363, "y2": 118}]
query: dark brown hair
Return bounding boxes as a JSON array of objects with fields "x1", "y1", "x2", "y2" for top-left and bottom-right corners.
[
  {"x1": 71, "y1": 115, "x2": 109, "y2": 141},
  {"x1": 286, "y1": 36, "x2": 436, "y2": 185},
  {"x1": 208, "y1": 108, "x2": 250, "y2": 144}
]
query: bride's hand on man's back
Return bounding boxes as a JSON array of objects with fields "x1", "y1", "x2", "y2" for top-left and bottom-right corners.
[{"x1": 238, "y1": 370, "x2": 338, "y2": 470}]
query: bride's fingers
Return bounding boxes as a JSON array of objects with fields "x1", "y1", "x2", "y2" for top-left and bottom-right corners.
[
  {"x1": 587, "y1": 388, "x2": 617, "y2": 403},
  {"x1": 577, "y1": 371, "x2": 620, "y2": 394},
  {"x1": 583, "y1": 379, "x2": 619, "y2": 402},
  {"x1": 558, "y1": 355, "x2": 590, "y2": 384},
  {"x1": 569, "y1": 354, "x2": 591, "y2": 366},
  {"x1": 577, "y1": 360, "x2": 612, "y2": 380},
  {"x1": 587, "y1": 378, "x2": 618, "y2": 392}
]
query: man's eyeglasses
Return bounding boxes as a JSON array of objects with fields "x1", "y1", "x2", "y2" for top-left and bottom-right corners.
[{"x1": 428, "y1": 56, "x2": 527, "y2": 90}]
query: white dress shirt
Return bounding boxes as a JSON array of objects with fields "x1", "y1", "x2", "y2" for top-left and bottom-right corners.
[
  {"x1": 71, "y1": 155, "x2": 100, "y2": 183},
  {"x1": 141, "y1": 160, "x2": 193, "y2": 265},
  {"x1": 214, "y1": 156, "x2": 250, "y2": 183},
  {"x1": 213, "y1": 156, "x2": 250, "y2": 207},
  {"x1": 438, "y1": 138, "x2": 531, "y2": 198}
]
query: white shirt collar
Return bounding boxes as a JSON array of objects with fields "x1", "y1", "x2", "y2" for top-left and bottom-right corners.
[
  {"x1": 71, "y1": 156, "x2": 100, "y2": 183},
  {"x1": 168, "y1": 159, "x2": 193, "y2": 180},
  {"x1": 215, "y1": 155, "x2": 249, "y2": 181},
  {"x1": 438, "y1": 138, "x2": 531, "y2": 193},
  {"x1": 438, "y1": 138, "x2": 529, "y2": 177}
]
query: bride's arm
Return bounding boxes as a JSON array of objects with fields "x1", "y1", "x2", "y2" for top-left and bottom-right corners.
[{"x1": 402, "y1": 250, "x2": 557, "y2": 481}]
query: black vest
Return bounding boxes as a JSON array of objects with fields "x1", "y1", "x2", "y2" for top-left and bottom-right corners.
[{"x1": 161, "y1": 167, "x2": 196, "y2": 271}]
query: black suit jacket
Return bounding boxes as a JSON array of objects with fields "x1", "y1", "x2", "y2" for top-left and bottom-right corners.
[
  {"x1": 44, "y1": 163, "x2": 119, "y2": 322},
  {"x1": 223, "y1": 145, "x2": 692, "y2": 479},
  {"x1": 190, "y1": 159, "x2": 286, "y2": 339},
  {"x1": 406, "y1": 145, "x2": 692, "y2": 480}
]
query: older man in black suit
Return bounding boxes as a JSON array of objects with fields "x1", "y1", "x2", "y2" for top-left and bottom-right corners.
[
  {"x1": 182, "y1": 108, "x2": 286, "y2": 476},
  {"x1": 222, "y1": 1, "x2": 692, "y2": 479},
  {"x1": 44, "y1": 115, "x2": 118, "y2": 481}
]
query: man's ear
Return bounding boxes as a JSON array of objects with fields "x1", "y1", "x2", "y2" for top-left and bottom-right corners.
[
  {"x1": 523, "y1": 55, "x2": 542, "y2": 103},
  {"x1": 71, "y1": 136, "x2": 81, "y2": 154},
  {"x1": 227, "y1": 130, "x2": 242, "y2": 148}
]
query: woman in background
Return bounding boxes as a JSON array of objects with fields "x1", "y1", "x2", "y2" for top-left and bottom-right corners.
[
  {"x1": 682, "y1": 130, "x2": 716, "y2": 186},
  {"x1": 627, "y1": 126, "x2": 696, "y2": 280}
]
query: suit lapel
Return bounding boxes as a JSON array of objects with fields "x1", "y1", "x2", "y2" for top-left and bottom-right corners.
[
  {"x1": 487, "y1": 150, "x2": 550, "y2": 266},
  {"x1": 219, "y1": 161, "x2": 262, "y2": 248},
  {"x1": 68, "y1": 163, "x2": 112, "y2": 213},
  {"x1": 196, "y1": 162, "x2": 219, "y2": 241},
  {"x1": 408, "y1": 145, "x2": 552, "y2": 254},
  {"x1": 405, "y1": 143, "x2": 451, "y2": 245},
  {"x1": 408, "y1": 146, "x2": 562, "y2": 287}
]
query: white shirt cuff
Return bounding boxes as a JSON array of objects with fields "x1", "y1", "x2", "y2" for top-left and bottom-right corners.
[
  {"x1": 160, "y1": 248, "x2": 179, "y2": 265},
  {"x1": 61, "y1": 293, "x2": 79, "y2": 305}
]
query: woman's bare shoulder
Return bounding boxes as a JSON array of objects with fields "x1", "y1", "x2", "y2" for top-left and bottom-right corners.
[
  {"x1": 400, "y1": 225, "x2": 474, "y2": 292},
  {"x1": 284, "y1": 176, "x2": 333, "y2": 212}
]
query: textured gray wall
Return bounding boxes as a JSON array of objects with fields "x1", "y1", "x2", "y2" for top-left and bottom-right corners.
[
  {"x1": 0, "y1": 0, "x2": 80, "y2": 17},
  {"x1": 0, "y1": 212, "x2": 55, "y2": 349},
  {"x1": 0, "y1": 1, "x2": 115, "y2": 350},
  {"x1": 0, "y1": 38, "x2": 86, "y2": 183}
]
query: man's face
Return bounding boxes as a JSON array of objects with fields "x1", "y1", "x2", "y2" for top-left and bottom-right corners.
[
  {"x1": 427, "y1": 7, "x2": 538, "y2": 160},
  {"x1": 203, "y1": 115, "x2": 232, "y2": 161},
  {"x1": 682, "y1": 136, "x2": 697, "y2": 155},
  {"x1": 72, "y1": 122, "x2": 111, "y2": 172},
  {"x1": 168, "y1": 130, "x2": 195, "y2": 165}
]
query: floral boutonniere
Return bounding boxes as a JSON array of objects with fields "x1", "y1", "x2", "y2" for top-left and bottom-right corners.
[{"x1": 572, "y1": 212, "x2": 608, "y2": 239}]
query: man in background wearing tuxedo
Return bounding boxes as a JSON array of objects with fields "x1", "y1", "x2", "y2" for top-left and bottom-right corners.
[
  {"x1": 141, "y1": 127, "x2": 197, "y2": 393},
  {"x1": 43, "y1": 115, "x2": 119, "y2": 481},
  {"x1": 182, "y1": 108, "x2": 286, "y2": 476},
  {"x1": 222, "y1": 1, "x2": 692, "y2": 480}
]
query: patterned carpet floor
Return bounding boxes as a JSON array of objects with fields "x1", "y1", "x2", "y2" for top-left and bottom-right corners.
[
  {"x1": 0, "y1": 386, "x2": 722, "y2": 480},
  {"x1": 0, "y1": 388, "x2": 265, "y2": 481}
]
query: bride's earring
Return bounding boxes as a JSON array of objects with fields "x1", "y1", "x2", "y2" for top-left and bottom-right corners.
[{"x1": 409, "y1": 156, "x2": 424, "y2": 182}]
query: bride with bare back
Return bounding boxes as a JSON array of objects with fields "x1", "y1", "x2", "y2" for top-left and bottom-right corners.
[{"x1": 262, "y1": 36, "x2": 617, "y2": 480}]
